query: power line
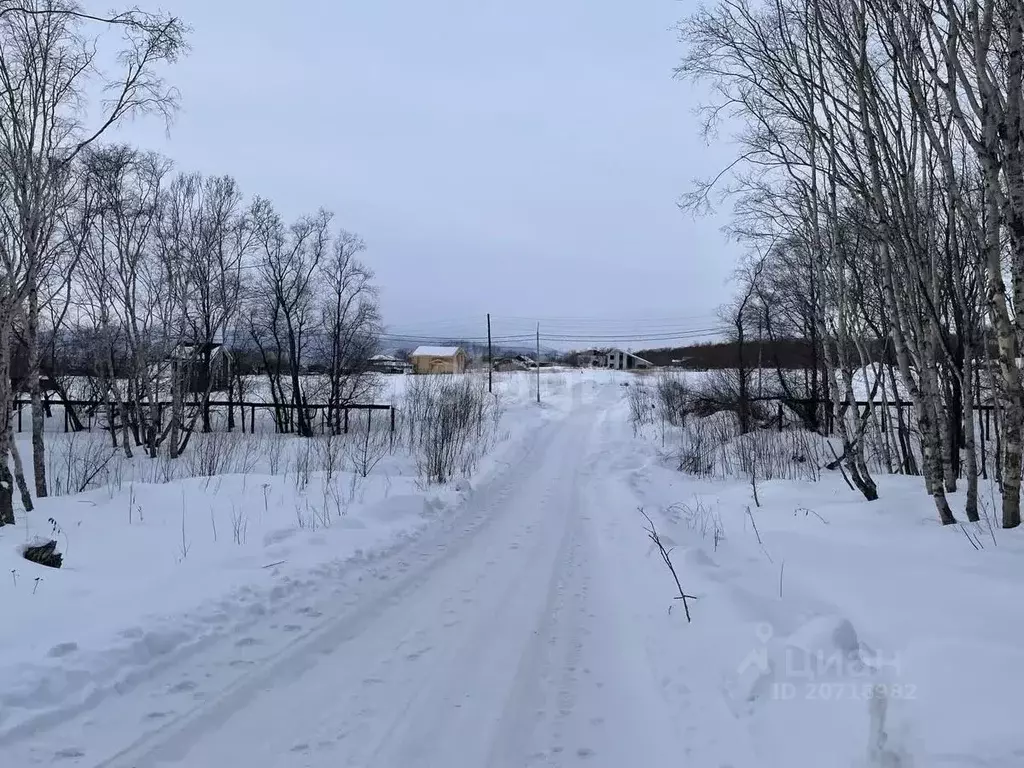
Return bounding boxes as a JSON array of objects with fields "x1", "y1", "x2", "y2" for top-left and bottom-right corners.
[
  {"x1": 489, "y1": 313, "x2": 721, "y2": 323},
  {"x1": 535, "y1": 328, "x2": 725, "y2": 342},
  {"x1": 379, "y1": 329, "x2": 726, "y2": 345}
]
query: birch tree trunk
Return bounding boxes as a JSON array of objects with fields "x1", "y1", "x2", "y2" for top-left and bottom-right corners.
[
  {"x1": 9, "y1": 435, "x2": 34, "y2": 512},
  {"x1": 0, "y1": 318, "x2": 17, "y2": 526},
  {"x1": 27, "y1": 279, "x2": 47, "y2": 498}
]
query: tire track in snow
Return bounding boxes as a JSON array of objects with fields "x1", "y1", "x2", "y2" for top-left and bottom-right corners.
[
  {"x1": 77, "y1": 405, "x2": 600, "y2": 768},
  {"x1": 3, "y1": 409, "x2": 573, "y2": 768}
]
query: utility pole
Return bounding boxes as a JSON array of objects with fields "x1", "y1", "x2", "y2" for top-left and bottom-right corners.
[
  {"x1": 487, "y1": 313, "x2": 493, "y2": 394},
  {"x1": 536, "y1": 322, "x2": 541, "y2": 404}
]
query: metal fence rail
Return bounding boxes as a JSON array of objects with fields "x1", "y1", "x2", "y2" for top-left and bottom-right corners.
[{"x1": 12, "y1": 398, "x2": 396, "y2": 436}]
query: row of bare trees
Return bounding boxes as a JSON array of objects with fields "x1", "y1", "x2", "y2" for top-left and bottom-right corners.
[
  {"x1": 65, "y1": 152, "x2": 381, "y2": 447},
  {"x1": 0, "y1": 2, "x2": 380, "y2": 527},
  {"x1": 679, "y1": 0, "x2": 1024, "y2": 528}
]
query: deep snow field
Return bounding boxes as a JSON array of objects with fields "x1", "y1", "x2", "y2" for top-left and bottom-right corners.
[{"x1": 0, "y1": 369, "x2": 1020, "y2": 767}]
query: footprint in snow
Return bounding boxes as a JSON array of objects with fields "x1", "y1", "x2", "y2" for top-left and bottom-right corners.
[
  {"x1": 290, "y1": 743, "x2": 310, "y2": 754},
  {"x1": 283, "y1": 624, "x2": 303, "y2": 633},
  {"x1": 234, "y1": 637, "x2": 261, "y2": 648},
  {"x1": 145, "y1": 711, "x2": 172, "y2": 720},
  {"x1": 168, "y1": 680, "x2": 197, "y2": 694},
  {"x1": 53, "y1": 748, "x2": 85, "y2": 760},
  {"x1": 577, "y1": 747, "x2": 595, "y2": 759}
]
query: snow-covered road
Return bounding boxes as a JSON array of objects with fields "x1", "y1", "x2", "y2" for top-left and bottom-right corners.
[{"x1": 8, "y1": 391, "x2": 687, "y2": 768}]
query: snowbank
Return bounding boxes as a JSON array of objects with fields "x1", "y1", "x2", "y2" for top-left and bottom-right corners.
[{"x1": 614, "y1": 398, "x2": 1024, "y2": 767}]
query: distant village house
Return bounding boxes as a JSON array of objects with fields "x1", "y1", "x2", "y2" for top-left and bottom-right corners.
[
  {"x1": 578, "y1": 348, "x2": 653, "y2": 371},
  {"x1": 410, "y1": 346, "x2": 467, "y2": 375},
  {"x1": 492, "y1": 354, "x2": 536, "y2": 372},
  {"x1": 368, "y1": 354, "x2": 412, "y2": 374},
  {"x1": 606, "y1": 349, "x2": 653, "y2": 370},
  {"x1": 170, "y1": 342, "x2": 233, "y2": 392}
]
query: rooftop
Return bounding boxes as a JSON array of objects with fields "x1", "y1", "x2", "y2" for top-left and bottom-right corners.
[{"x1": 410, "y1": 346, "x2": 462, "y2": 357}]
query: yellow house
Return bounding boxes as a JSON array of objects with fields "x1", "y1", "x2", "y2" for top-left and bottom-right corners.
[{"x1": 409, "y1": 345, "x2": 468, "y2": 374}]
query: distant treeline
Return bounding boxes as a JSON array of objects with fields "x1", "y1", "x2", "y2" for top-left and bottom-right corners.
[{"x1": 636, "y1": 338, "x2": 901, "y2": 370}]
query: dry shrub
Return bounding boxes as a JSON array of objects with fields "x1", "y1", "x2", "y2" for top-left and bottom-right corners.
[
  {"x1": 345, "y1": 408, "x2": 392, "y2": 478},
  {"x1": 46, "y1": 431, "x2": 118, "y2": 496},
  {"x1": 673, "y1": 412, "x2": 825, "y2": 483},
  {"x1": 405, "y1": 375, "x2": 499, "y2": 484},
  {"x1": 666, "y1": 498, "x2": 725, "y2": 548},
  {"x1": 689, "y1": 369, "x2": 769, "y2": 422},
  {"x1": 184, "y1": 429, "x2": 242, "y2": 478},
  {"x1": 627, "y1": 378, "x2": 657, "y2": 435},
  {"x1": 656, "y1": 373, "x2": 691, "y2": 427}
]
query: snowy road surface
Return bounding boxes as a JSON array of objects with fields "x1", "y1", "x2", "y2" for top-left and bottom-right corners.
[{"x1": 7, "y1": 394, "x2": 688, "y2": 767}]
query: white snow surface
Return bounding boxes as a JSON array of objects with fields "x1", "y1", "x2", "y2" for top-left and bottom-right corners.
[{"x1": 0, "y1": 370, "x2": 1021, "y2": 767}]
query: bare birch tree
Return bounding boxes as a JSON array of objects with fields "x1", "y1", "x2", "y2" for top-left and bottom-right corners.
[{"x1": 0, "y1": 0, "x2": 186, "y2": 525}]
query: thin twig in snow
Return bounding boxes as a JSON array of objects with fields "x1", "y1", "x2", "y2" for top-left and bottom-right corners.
[
  {"x1": 745, "y1": 505, "x2": 773, "y2": 563},
  {"x1": 826, "y1": 443, "x2": 855, "y2": 492},
  {"x1": 959, "y1": 523, "x2": 982, "y2": 551},
  {"x1": 639, "y1": 507, "x2": 698, "y2": 623}
]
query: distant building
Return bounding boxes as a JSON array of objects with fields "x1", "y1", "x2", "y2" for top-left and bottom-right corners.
[
  {"x1": 492, "y1": 354, "x2": 536, "y2": 372},
  {"x1": 579, "y1": 349, "x2": 607, "y2": 368},
  {"x1": 170, "y1": 342, "x2": 233, "y2": 392},
  {"x1": 605, "y1": 349, "x2": 653, "y2": 371},
  {"x1": 410, "y1": 346, "x2": 468, "y2": 375},
  {"x1": 368, "y1": 354, "x2": 412, "y2": 375}
]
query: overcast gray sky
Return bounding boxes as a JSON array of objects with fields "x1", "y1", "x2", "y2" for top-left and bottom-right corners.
[{"x1": 114, "y1": 0, "x2": 737, "y2": 344}]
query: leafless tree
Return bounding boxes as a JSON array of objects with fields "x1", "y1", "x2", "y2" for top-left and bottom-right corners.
[
  {"x1": 0, "y1": 0, "x2": 187, "y2": 525},
  {"x1": 248, "y1": 200, "x2": 332, "y2": 438},
  {"x1": 167, "y1": 173, "x2": 250, "y2": 434},
  {"x1": 315, "y1": 230, "x2": 381, "y2": 433},
  {"x1": 675, "y1": 0, "x2": 1024, "y2": 522}
]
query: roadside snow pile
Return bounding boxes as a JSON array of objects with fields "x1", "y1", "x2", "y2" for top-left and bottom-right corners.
[
  {"x1": 0, "y1": 370, "x2": 604, "y2": 742},
  {"x1": 612, "y1": 397, "x2": 1024, "y2": 767},
  {"x1": 0, "y1": 468, "x2": 451, "y2": 740}
]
